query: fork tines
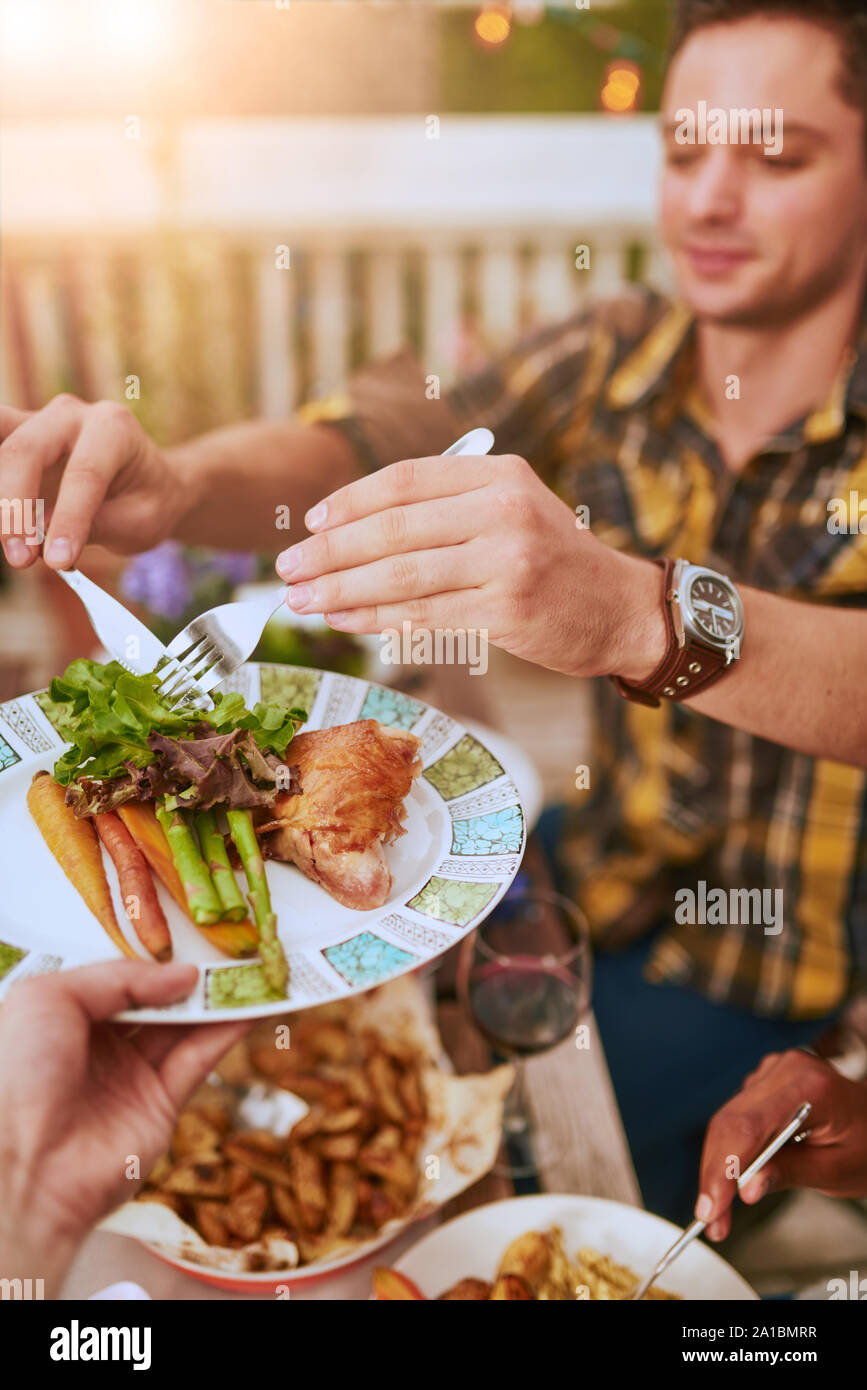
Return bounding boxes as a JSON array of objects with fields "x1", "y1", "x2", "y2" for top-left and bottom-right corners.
[{"x1": 158, "y1": 636, "x2": 219, "y2": 697}]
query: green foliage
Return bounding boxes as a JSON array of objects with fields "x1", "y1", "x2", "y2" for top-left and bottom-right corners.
[{"x1": 439, "y1": 3, "x2": 670, "y2": 114}]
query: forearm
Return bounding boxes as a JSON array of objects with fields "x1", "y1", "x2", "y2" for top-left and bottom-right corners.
[
  {"x1": 166, "y1": 418, "x2": 362, "y2": 551},
  {"x1": 618, "y1": 560, "x2": 867, "y2": 767},
  {"x1": 688, "y1": 587, "x2": 867, "y2": 766}
]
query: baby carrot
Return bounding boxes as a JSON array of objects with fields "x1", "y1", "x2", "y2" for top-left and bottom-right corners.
[
  {"x1": 94, "y1": 811, "x2": 172, "y2": 962},
  {"x1": 27, "y1": 771, "x2": 137, "y2": 959}
]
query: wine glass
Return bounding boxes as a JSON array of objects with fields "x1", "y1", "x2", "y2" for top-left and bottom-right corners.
[{"x1": 457, "y1": 886, "x2": 591, "y2": 1179}]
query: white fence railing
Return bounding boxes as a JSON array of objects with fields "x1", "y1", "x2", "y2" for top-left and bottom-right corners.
[{"x1": 0, "y1": 116, "x2": 672, "y2": 418}]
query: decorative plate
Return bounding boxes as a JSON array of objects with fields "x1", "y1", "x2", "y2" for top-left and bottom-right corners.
[{"x1": 0, "y1": 664, "x2": 526, "y2": 1023}]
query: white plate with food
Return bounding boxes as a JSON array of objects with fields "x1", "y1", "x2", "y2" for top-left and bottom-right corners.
[
  {"x1": 381, "y1": 1194, "x2": 758, "y2": 1300},
  {"x1": 0, "y1": 661, "x2": 525, "y2": 1022}
]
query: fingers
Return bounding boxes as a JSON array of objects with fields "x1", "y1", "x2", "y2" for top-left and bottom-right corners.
[
  {"x1": 277, "y1": 494, "x2": 481, "y2": 583},
  {"x1": 24, "y1": 960, "x2": 200, "y2": 1022},
  {"x1": 304, "y1": 452, "x2": 514, "y2": 533},
  {"x1": 0, "y1": 395, "x2": 80, "y2": 567},
  {"x1": 285, "y1": 545, "x2": 481, "y2": 617},
  {"x1": 739, "y1": 1162, "x2": 780, "y2": 1205},
  {"x1": 157, "y1": 1020, "x2": 255, "y2": 1111},
  {"x1": 124, "y1": 1022, "x2": 200, "y2": 1072},
  {"x1": 325, "y1": 590, "x2": 487, "y2": 636},
  {"x1": 696, "y1": 1092, "x2": 789, "y2": 1237},
  {"x1": 44, "y1": 401, "x2": 133, "y2": 568},
  {"x1": 0, "y1": 403, "x2": 32, "y2": 439},
  {"x1": 704, "y1": 1209, "x2": 732, "y2": 1244}
]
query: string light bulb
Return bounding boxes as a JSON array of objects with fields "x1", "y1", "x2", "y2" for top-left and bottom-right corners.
[
  {"x1": 600, "y1": 60, "x2": 642, "y2": 114},
  {"x1": 474, "y1": 5, "x2": 512, "y2": 48}
]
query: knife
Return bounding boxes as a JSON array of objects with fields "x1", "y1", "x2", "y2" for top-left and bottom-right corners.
[{"x1": 56, "y1": 568, "x2": 214, "y2": 708}]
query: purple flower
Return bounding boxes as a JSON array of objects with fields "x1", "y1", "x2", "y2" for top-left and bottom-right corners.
[
  {"x1": 203, "y1": 551, "x2": 257, "y2": 587},
  {"x1": 121, "y1": 541, "x2": 191, "y2": 621}
]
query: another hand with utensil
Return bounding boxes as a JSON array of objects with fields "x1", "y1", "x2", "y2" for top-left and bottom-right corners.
[
  {"x1": 696, "y1": 1049, "x2": 867, "y2": 1241},
  {"x1": 0, "y1": 392, "x2": 361, "y2": 569},
  {"x1": 0, "y1": 961, "x2": 250, "y2": 1296},
  {"x1": 0, "y1": 397, "x2": 180, "y2": 570},
  {"x1": 276, "y1": 452, "x2": 666, "y2": 682}
]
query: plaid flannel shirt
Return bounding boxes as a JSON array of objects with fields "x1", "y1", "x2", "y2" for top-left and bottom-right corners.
[{"x1": 302, "y1": 287, "x2": 867, "y2": 1019}]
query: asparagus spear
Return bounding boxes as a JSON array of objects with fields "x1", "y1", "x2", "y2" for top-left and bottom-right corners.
[
  {"x1": 194, "y1": 809, "x2": 247, "y2": 922},
  {"x1": 156, "y1": 799, "x2": 222, "y2": 927},
  {"x1": 226, "y1": 807, "x2": 288, "y2": 995}
]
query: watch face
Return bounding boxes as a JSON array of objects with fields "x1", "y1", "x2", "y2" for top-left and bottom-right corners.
[{"x1": 688, "y1": 574, "x2": 739, "y2": 642}]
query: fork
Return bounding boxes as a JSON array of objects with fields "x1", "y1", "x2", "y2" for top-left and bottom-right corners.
[
  {"x1": 156, "y1": 426, "x2": 496, "y2": 704},
  {"x1": 628, "y1": 1101, "x2": 812, "y2": 1300}
]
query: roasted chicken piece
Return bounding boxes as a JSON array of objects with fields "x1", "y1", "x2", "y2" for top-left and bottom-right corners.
[{"x1": 256, "y1": 720, "x2": 421, "y2": 910}]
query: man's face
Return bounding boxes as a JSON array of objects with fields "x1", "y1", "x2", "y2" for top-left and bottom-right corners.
[{"x1": 660, "y1": 17, "x2": 867, "y2": 326}]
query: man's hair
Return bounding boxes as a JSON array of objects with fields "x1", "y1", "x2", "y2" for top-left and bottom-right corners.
[{"x1": 669, "y1": 1, "x2": 867, "y2": 153}]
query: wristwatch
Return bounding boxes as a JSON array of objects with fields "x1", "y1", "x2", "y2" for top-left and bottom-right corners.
[{"x1": 611, "y1": 557, "x2": 744, "y2": 708}]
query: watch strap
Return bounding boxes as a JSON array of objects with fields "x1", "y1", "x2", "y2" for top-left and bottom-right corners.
[{"x1": 610, "y1": 558, "x2": 733, "y2": 708}]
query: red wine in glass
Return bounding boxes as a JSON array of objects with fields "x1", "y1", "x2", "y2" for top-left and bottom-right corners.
[
  {"x1": 468, "y1": 957, "x2": 583, "y2": 1057},
  {"x1": 457, "y1": 888, "x2": 592, "y2": 1178}
]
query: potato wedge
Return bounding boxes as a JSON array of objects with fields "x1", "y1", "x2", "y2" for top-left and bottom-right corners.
[
  {"x1": 222, "y1": 1139, "x2": 293, "y2": 1187},
  {"x1": 397, "y1": 1067, "x2": 425, "y2": 1120},
  {"x1": 314, "y1": 1131, "x2": 363, "y2": 1161},
  {"x1": 190, "y1": 1097, "x2": 232, "y2": 1135},
  {"x1": 172, "y1": 1111, "x2": 223, "y2": 1163},
  {"x1": 366, "y1": 1052, "x2": 405, "y2": 1123},
  {"x1": 358, "y1": 1142, "x2": 417, "y2": 1196},
  {"x1": 497, "y1": 1230, "x2": 552, "y2": 1295},
  {"x1": 318, "y1": 1063, "x2": 376, "y2": 1106},
  {"x1": 228, "y1": 1163, "x2": 253, "y2": 1195},
  {"x1": 250, "y1": 1043, "x2": 298, "y2": 1078},
  {"x1": 233, "y1": 1129, "x2": 283, "y2": 1155},
  {"x1": 293, "y1": 1021, "x2": 352, "y2": 1063},
  {"x1": 438, "y1": 1278, "x2": 493, "y2": 1301},
  {"x1": 195, "y1": 1200, "x2": 231, "y2": 1245},
  {"x1": 161, "y1": 1162, "x2": 233, "y2": 1199},
  {"x1": 327, "y1": 1161, "x2": 359, "y2": 1237},
  {"x1": 365, "y1": 1124, "x2": 402, "y2": 1152},
  {"x1": 490, "y1": 1274, "x2": 534, "y2": 1300},
  {"x1": 295, "y1": 1230, "x2": 345, "y2": 1264},
  {"x1": 276, "y1": 1074, "x2": 348, "y2": 1107},
  {"x1": 367, "y1": 1031, "x2": 418, "y2": 1066},
  {"x1": 223, "y1": 1180, "x2": 269, "y2": 1242},
  {"x1": 288, "y1": 1146, "x2": 328, "y2": 1231},
  {"x1": 272, "y1": 1184, "x2": 302, "y2": 1232}
]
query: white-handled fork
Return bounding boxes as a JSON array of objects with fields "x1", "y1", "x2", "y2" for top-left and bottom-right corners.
[{"x1": 156, "y1": 426, "x2": 496, "y2": 705}]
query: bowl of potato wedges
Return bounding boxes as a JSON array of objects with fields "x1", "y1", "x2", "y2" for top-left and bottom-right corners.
[{"x1": 99, "y1": 977, "x2": 512, "y2": 1290}]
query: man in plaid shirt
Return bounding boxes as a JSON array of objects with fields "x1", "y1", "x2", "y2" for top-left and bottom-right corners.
[{"x1": 3, "y1": 0, "x2": 867, "y2": 1226}]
